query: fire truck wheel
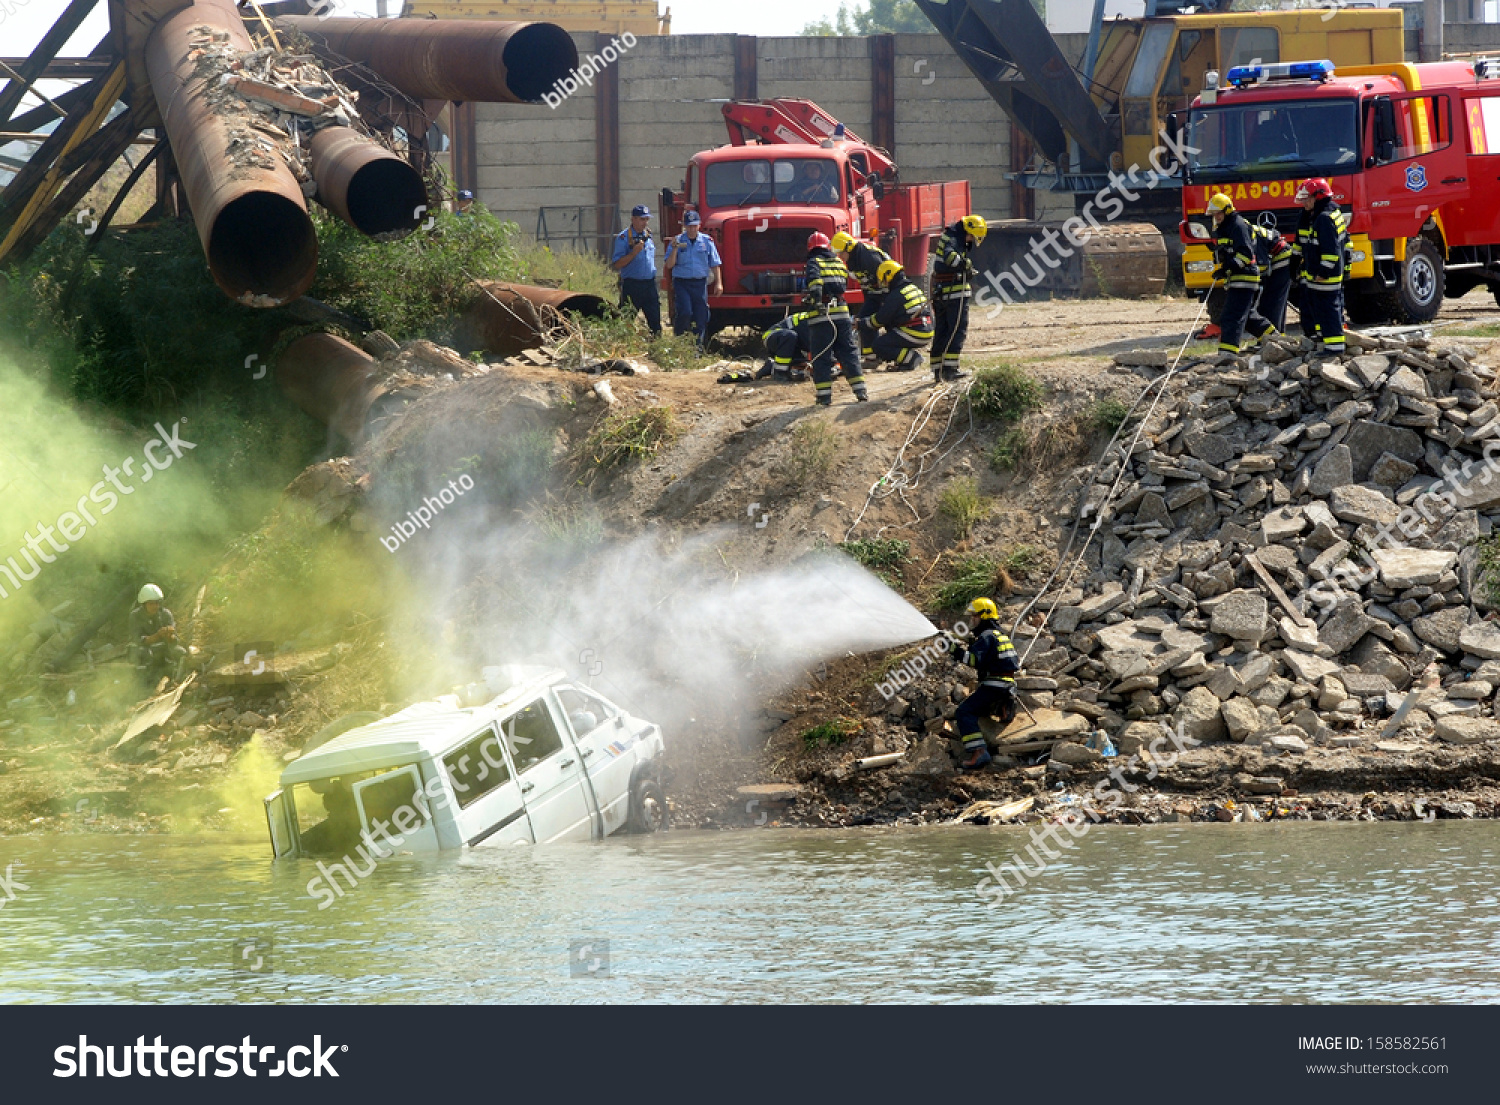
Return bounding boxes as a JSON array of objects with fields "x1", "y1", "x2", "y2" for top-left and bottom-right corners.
[{"x1": 1384, "y1": 236, "x2": 1444, "y2": 324}]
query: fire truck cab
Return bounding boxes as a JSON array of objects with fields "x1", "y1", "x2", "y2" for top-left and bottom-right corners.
[{"x1": 1177, "y1": 58, "x2": 1500, "y2": 324}]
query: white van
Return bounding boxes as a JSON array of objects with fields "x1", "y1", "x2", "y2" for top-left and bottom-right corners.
[{"x1": 263, "y1": 665, "x2": 667, "y2": 857}]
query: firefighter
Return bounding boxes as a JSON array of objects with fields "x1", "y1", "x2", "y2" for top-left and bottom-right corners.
[
  {"x1": 948, "y1": 597, "x2": 1020, "y2": 770},
  {"x1": 1206, "y1": 193, "x2": 1273, "y2": 357},
  {"x1": 1294, "y1": 177, "x2": 1349, "y2": 357},
  {"x1": 803, "y1": 232, "x2": 868, "y2": 406},
  {"x1": 865, "y1": 260, "x2": 933, "y2": 372},
  {"x1": 931, "y1": 214, "x2": 986, "y2": 383},
  {"x1": 755, "y1": 310, "x2": 816, "y2": 382},
  {"x1": 129, "y1": 583, "x2": 187, "y2": 687},
  {"x1": 1250, "y1": 219, "x2": 1296, "y2": 336},
  {"x1": 830, "y1": 231, "x2": 893, "y2": 354}
]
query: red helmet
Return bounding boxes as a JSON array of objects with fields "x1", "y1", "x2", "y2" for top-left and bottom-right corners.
[
  {"x1": 1296, "y1": 177, "x2": 1333, "y2": 202},
  {"x1": 807, "y1": 232, "x2": 831, "y2": 251}
]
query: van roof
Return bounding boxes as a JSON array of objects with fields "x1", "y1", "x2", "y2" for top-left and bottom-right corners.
[{"x1": 280, "y1": 666, "x2": 565, "y2": 784}]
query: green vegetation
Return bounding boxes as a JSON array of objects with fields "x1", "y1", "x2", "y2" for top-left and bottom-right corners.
[
  {"x1": 1477, "y1": 535, "x2": 1500, "y2": 605},
  {"x1": 804, "y1": 0, "x2": 932, "y2": 34},
  {"x1": 938, "y1": 476, "x2": 991, "y2": 539},
  {"x1": 988, "y1": 427, "x2": 1027, "y2": 473},
  {"x1": 577, "y1": 406, "x2": 679, "y2": 474},
  {"x1": 1087, "y1": 396, "x2": 1132, "y2": 436},
  {"x1": 839, "y1": 537, "x2": 912, "y2": 588},
  {"x1": 801, "y1": 717, "x2": 860, "y2": 748},
  {"x1": 1000, "y1": 544, "x2": 1045, "y2": 577},
  {"x1": 787, "y1": 418, "x2": 840, "y2": 487},
  {"x1": 517, "y1": 242, "x2": 619, "y2": 302},
  {"x1": 932, "y1": 554, "x2": 1001, "y2": 610},
  {"x1": 967, "y1": 361, "x2": 1043, "y2": 423}
]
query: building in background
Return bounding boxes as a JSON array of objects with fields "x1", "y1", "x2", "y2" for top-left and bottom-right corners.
[{"x1": 404, "y1": 0, "x2": 669, "y2": 35}]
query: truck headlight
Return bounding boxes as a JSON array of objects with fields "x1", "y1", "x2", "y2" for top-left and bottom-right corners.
[
  {"x1": 1350, "y1": 250, "x2": 1367, "y2": 263},
  {"x1": 1186, "y1": 220, "x2": 1211, "y2": 241},
  {"x1": 1186, "y1": 260, "x2": 1215, "y2": 273}
]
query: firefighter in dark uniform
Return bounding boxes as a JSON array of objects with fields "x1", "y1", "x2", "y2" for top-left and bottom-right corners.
[
  {"x1": 830, "y1": 231, "x2": 893, "y2": 355},
  {"x1": 755, "y1": 309, "x2": 816, "y2": 381},
  {"x1": 129, "y1": 583, "x2": 187, "y2": 687},
  {"x1": 865, "y1": 260, "x2": 934, "y2": 372},
  {"x1": 931, "y1": 214, "x2": 986, "y2": 383},
  {"x1": 1250, "y1": 219, "x2": 1295, "y2": 336},
  {"x1": 1294, "y1": 176, "x2": 1349, "y2": 356},
  {"x1": 803, "y1": 232, "x2": 868, "y2": 406},
  {"x1": 949, "y1": 597, "x2": 1020, "y2": 769},
  {"x1": 1206, "y1": 193, "x2": 1273, "y2": 356}
]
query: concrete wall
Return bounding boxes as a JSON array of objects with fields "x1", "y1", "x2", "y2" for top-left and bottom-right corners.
[{"x1": 470, "y1": 32, "x2": 1022, "y2": 248}]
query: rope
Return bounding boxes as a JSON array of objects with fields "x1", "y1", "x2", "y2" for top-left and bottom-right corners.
[{"x1": 1008, "y1": 283, "x2": 1218, "y2": 663}]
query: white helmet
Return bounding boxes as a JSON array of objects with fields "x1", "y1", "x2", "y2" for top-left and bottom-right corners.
[{"x1": 137, "y1": 584, "x2": 164, "y2": 604}]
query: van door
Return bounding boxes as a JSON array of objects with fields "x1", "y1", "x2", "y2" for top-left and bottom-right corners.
[
  {"x1": 352, "y1": 765, "x2": 442, "y2": 853},
  {"x1": 1444, "y1": 93, "x2": 1500, "y2": 247},
  {"x1": 554, "y1": 685, "x2": 635, "y2": 838},
  {"x1": 264, "y1": 789, "x2": 296, "y2": 857},
  {"x1": 1364, "y1": 92, "x2": 1468, "y2": 230},
  {"x1": 443, "y1": 725, "x2": 533, "y2": 848},
  {"x1": 505, "y1": 697, "x2": 594, "y2": 843}
]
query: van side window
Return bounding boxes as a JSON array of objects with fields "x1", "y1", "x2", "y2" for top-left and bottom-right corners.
[
  {"x1": 506, "y1": 701, "x2": 564, "y2": 771},
  {"x1": 443, "y1": 727, "x2": 513, "y2": 810},
  {"x1": 556, "y1": 687, "x2": 616, "y2": 734},
  {"x1": 1393, "y1": 94, "x2": 1452, "y2": 160}
]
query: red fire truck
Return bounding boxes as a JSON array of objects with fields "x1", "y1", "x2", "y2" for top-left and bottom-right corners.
[
  {"x1": 659, "y1": 99, "x2": 971, "y2": 335},
  {"x1": 1176, "y1": 58, "x2": 1500, "y2": 324}
]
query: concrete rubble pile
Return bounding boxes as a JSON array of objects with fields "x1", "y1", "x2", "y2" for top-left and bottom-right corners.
[{"x1": 1017, "y1": 329, "x2": 1500, "y2": 759}]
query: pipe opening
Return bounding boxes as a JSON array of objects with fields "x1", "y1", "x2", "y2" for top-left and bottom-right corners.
[
  {"x1": 502, "y1": 23, "x2": 582, "y2": 102},
  {"x1": 346, "y1": 159, "x2": 430, "y2": 237},
  {"x1": 208, "y1": 192, "x2": 318, "y2": 304}
]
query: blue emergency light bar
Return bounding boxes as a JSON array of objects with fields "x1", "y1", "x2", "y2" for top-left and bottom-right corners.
[{"x1": 1225, "y1": 59, "x2": 1335, "y2": 87}]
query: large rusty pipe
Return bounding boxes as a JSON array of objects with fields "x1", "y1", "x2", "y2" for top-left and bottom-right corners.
[
  {"x1": 146, "y1": 0, "x2": 318, "y2": 306},
  {"x1": 456, "y1": 280, "x2": 609, "y2": 358},
  {"x1": 276, "y1": 16, "x2": 580, "y2": 103},
  {"x1": 309, "y1": 126, "x2": 428, "y2": 237},
  {"x1": 276, "y1": 333, "x2": 386, "y2": 442}
]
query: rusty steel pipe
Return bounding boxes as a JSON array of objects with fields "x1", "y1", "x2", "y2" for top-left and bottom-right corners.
[
  {"x1": 146, "y1": 0, "x2": 318, "y2": 306},
  {"x1": 309, "y1": 126, "x2": 428, "y2": 238},
  {"x1": 276, "y1": 16, "x2": 580, "y2": 104},
  {"x1": 456, "y1": 281, "x2": 609, "y2": 358},
  {"x1": 276, "y1": 333, "x2": 387, "y2": 442}
]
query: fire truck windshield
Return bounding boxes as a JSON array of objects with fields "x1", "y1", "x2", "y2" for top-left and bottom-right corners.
[
  {"x1": 1184, "y1": 99, "x2": 1359, "y2": 184},
  {"x1": 704, "y1": 158, "x2": 843, "y2": 208}
]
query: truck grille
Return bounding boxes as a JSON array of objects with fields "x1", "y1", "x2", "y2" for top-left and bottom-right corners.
[{"x1": 740, "y1": 226, "x2": 814, "y2": 266}]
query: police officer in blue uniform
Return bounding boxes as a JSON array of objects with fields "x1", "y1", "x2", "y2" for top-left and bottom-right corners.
[
  {"x1": 665, "y1": 211, "x2": 722, "y2": 348},
  {"x1": 611, "y1": 203, "x2": 661, "y2": 337}
]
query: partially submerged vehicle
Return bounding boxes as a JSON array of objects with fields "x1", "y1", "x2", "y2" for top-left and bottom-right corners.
[{"x1": 263, "y1": 666, "x2": 667, "y2": 857}]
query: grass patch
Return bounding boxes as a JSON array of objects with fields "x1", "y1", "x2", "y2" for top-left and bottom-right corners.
[
  {"x1": 967, "y1": 361, "x2": 1043, "y2": 422},
  {"x1": 801, "y1": 717, "x2": 859, "y2": 748},
  {"x1": 1000, "y1": 544, "x2": 1045, "y2": 577},
  {"x1": 1087, "y1": 396, "x2": 1131, "y2": 435},
  {"x1": 937, "y1": 476, "x2": 991, "y2": 539},
  {"x1": 932, "y1": 554, "x2": 1002, "y2": 610},
  {"x1": 1449, "y1": 324, "x2": 1500, "y2": 338},
  {"x1": 517, "y1": 242, "x2": 619, "y2": 301},
  {"x1": 1477, "y1": 535, "x2": 1500, "y2": 605},
  {"x1": 787, "y1": 419, "x2": 839, "y2": 487},
  {"x1": 988, "y1": 427, "x2": 1027, "y2": 473},
  {"x1": 646, "y1": 332, "x2": 716, "y2": 371},
  {"x1": 839, "y1": 538, "x2": 912, "y2": 588},
  {"x1": 577, "y1": 406, "x2": 679, "y2": 474}
]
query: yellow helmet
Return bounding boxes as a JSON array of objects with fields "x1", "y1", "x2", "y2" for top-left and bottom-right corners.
[
  {"x1": 966, "y1": 597, "x2": 999, "y2": 621},
  {"x1": 829, "y1": 230, "x2": 856, "y2": 253},
  {"x1": 960, "y1": 214, "x2": 988, "y2": 243},
  {"x1": 875, "y1": 259, "x2": 903, "y2": 287},
  {"x1": 1205, "y1": 193, "x2": 1235, "y2": 217}
]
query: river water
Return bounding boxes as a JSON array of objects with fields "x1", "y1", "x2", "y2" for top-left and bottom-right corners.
[{"x1": 2, "y1": 822, "x2": 1498, "y2": 1003}]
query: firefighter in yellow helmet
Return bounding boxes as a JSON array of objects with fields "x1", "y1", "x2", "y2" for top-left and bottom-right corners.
[
  {"x1": 930, "y1": 214, "x2": 986, "y2": 383},
  {"x1": 948, "y1": 596, "x2": 1019, "y2": 769},
  {"x1": 831, "y1": 231, "x2": 894, "y2": 356},
  {"x1": 862, "y1": 260, "x2": 934, "y2": 372},
  {"x1": 1206, "y1": 193, "x2": 1274, "y2": 358}
]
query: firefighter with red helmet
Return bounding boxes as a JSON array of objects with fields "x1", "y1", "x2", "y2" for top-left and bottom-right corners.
[
  {"x1": 1294, "y1": 177, "x2": 1350, "y2": 356},
  {"x1": 803, "y1": 232, "x2": 868, "y2": 405}
]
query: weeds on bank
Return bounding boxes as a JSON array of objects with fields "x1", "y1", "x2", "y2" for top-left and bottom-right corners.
[
  {"x1": 802, "y1": 717, "x2": 859, "y2": 748},
  {"x1": 839, "y1": 538, "x2": 912, "y2": 588},
  {"x1": 938, "y1": 476, "x2": 990, "y2": 539},
  {"x1": 1087, "y1": 396, "x2": 1131, "y2": 435},
  {"x1": 1000, "y1": 544, "x2": 1045, "y2": 577},
  {"x1": 517, "y1": 243, "x2": 619, "y2": 301},
  {"x1": 932, "y1": 554, "x2": 1002, "y2": 610},
  {"x1": 1477, "y1": 535, "x2": 1500, "y2": 605},
  {"x1": 967, "y1": 362, "x2": 1043, "y2": 422},
  {"x1": 577, "y1": 406, "x2": 679, "y2": 474},
  {"x1": 787, "y1": 419, "x2": 839, "y2": 487}
]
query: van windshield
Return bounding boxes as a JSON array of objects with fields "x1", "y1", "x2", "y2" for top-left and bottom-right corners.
[
  {"x1": 704, "y1": 158, "x2": 842, "y2": 208},
  {"x1": 1186, "y1": 99, "x2": 1359, "y2": 183}
]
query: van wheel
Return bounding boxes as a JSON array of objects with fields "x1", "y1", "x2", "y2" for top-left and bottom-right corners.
[
  {"x1": 1373, "y1": 236, "x2": 1443, "y2": 323},
  {"x1": 628, "y1": 778, "x2": 668, "y2": 833}
]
